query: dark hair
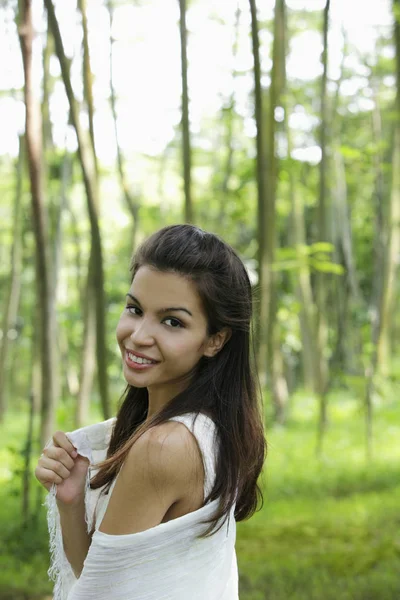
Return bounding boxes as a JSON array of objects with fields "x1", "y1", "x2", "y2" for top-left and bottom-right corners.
[{"x1": 90, "y1": 224, "x2": 267, "y2": 536}]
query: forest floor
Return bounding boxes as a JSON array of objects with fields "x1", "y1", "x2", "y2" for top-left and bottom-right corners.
[{"x1": 0, "y1": 388, "x2": 399, "y2": 599}]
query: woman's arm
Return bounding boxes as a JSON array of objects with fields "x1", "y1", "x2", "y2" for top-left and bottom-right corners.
[
  {"x1": 36, "y1": 431, "x2": 94, "y2": 578},
  {"x1": 57, "y1": 497, "x2": 95, "y2": 579}
]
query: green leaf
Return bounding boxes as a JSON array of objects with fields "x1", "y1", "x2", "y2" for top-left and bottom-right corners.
[
  {"x1": 309, "y1": 242, "x2": 335, "y2": 254},
  {"x1": 309, "y1": 259, "x2": 345, "y2": 274}
]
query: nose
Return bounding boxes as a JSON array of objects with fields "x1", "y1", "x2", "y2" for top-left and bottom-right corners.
[{"x1": 129, "y1": 317, "x2": 155, "y2": 346}]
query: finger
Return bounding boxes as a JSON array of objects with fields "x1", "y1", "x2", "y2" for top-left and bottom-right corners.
[
  {"x1": 52, "y1": 431, "x2": 78, "y2": 458},
  {"x1": 36, "y1": 466, "x2": 63, "y2": 486},
  {"x1": 42, "y1": 447, "x2": 75, "y2": 471},
  {"x1": 39, "y1": 456, "x2": 72, "y2": 480}
]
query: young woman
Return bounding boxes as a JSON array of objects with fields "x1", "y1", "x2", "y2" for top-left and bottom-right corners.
[{"x1": 35, "y1": 224, "x2": 266, "y2": 600}]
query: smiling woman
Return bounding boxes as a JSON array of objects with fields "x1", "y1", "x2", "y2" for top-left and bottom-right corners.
[
  {"x1": 37, "y1": 224, "x2": 266, "y2": 600},
  {"x1": 115, "y1": 266, "x2": 227, "y2": 414}
]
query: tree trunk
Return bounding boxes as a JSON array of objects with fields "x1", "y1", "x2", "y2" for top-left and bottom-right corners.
[
  {"x1": 315, "y1": 0, "x2": 331, "y2": 457},
  {"x1": 45, "y1": 0, "x2": 110, "y2": 421},
  {"x1": 376, "y1": 0, "x2": 400, "y2": 376},
  {"x1": 178, "y1": 0, "x2": 193, "y2": 223},
  {"x1": 19, "y1": 0, "x2": 57, "y2": 446},
  {"x1": 42, "y1": 13, "x2": 54, "y2": 151},
  {"x1": 249, "y1": 0, "x2": 269, "y2": 386},
  {"x1": 76, "y1": 253, "x2": 97, "y2": 427},
  {"x1": 78, "y1": 0, "x2": 98, "y2": 175},
  {"x1": 0, "y1": 136, "x2": 24, "y2": 422},
  {"x1": 66, "y1": 196, "x2": 83, "y2": 300},
  {"x1": 266, "y1": 0, "x2": 288, "y2": 421},
  {"x1": 75, "y1": 0, "x2": 99, "y2": 422}
]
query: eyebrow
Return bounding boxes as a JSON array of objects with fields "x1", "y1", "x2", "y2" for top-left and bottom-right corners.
[{"x1": 126, "y1": 293, "x2": 193, "y2": 317}]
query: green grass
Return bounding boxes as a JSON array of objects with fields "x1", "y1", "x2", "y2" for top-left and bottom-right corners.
[
  {"x1": 0, "y1": 391, "x2": 399, "y2": 599},
  {"x1": 236, "y1": 392, "x2": 400, "y2": 599}
]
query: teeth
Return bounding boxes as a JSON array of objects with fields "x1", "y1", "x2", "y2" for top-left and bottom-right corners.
[{"x1": 128, "y1": 352, "x2": 155, "y2": 365}]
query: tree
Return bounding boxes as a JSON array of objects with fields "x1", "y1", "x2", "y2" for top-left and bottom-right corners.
[
  {"x1": 248, "y1": 0, "x2": 269, "y2": 383},
  {"x1": 178, "y1": 0, "x2": 193, "y2": 223},
  {"x1": 75, "y1": 0, "x2": 100, "y2": 426},
  {"x1": 376, "y1": 0, "x2": 400, "y2": 377},
  {"x1": 19, "y1": 0, "x2": 57, "y2": 445},
  {"x1": 315, "y1": 0, "x2": 331, "y2": 455},
  {"x1": 44, "y1": 0, "x2": 111, "y2": 421},
  {"x1": 78, "y1": 0, "x2": 97, "y2": 175},
  {"x1": 265, "y1": 0, "x2": 289, "y2": 422}
]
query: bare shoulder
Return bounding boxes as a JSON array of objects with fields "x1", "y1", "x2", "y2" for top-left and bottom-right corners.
[
  {"x1": 126, "y1": 419, "x2": 204, "y2": 484},
  {"x1": 99, "y1": 420, "x2": 204, "y2": 534}
]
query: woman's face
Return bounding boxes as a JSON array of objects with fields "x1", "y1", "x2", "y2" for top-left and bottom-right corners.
[{"x1": 116, "y1": 266, "x2": 213, "y2": 395}]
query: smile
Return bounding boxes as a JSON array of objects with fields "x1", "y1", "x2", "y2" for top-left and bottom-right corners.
[{"x1": 125, "y1": 350, "x2": 159, "y2": 370}]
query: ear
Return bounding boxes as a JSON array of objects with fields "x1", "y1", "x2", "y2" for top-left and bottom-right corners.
[{"x1": 203, "y1": 327, "x2": 232, "y2": 358}]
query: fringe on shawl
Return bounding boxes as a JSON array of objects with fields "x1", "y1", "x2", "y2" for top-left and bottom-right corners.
[{"x1": 43, "y1": 456, "x2": 94, "y2": 600}]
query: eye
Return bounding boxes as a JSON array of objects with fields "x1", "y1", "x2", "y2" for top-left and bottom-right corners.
[
  {"x1": 125, "y1": 305, "x2": 141, "y2": 316},
  {"x1": 163, "y1": 317, "x2": 184, "y2": 328}
]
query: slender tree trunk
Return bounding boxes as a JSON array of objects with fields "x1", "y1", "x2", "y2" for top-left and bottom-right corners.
[
  {"x1": 0, "y1": 136, "x2": 24, "y2": 422},
  {"x1": 376, "y1": 0, "x2": 400, "y2": 376},
  {"x1": 315, "y1": 0, "x2": 331, "y2": 456},
  {"x1": 107, "y1": 0, "x2": 140, "y2": 250},
  {"x1": 178, "y1": 0, "x2": 193, "y2": 223},
  {"x1": 78, "y1": 0, "x2": 98, "y2": 175},
  {"x1": 249, "y1": 0, "x2": 269, "y2": 387},
  {"x1": 77, "y1": 0, "x2": 103, "y2": 422},
  {"x1": 76, "y1": 255, "x2": 97, "y2": 427},
  {"x1": 266, "y1": 0, "x2": 288, "y2": 421},
  {"x1": 45, "y1": 0, "x2": 110, "y2": 420},
  {"x1": 19, "y1": 0, "x2": 56, "y2": 446},
  {"x1": 42, "y1": 18, "x2": 62, "y2": 406},
  {"x1": 66, "y1": 195, "x2": 83, "y2": 304},
  {"x1": 42, "y1": 13, "x2": 53, "y2": 152}
]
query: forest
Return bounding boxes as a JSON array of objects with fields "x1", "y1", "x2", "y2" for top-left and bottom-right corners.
[{"x1": 0, "y1": 0, "x2": 399, "y2": 598}]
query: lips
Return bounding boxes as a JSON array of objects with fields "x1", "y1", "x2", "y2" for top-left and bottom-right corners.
[
  {"x1": 124, "y1": 348, "x2": 159, "y2": 363},
  {"x1": 123, "y1": 347, "x2": 161, "y2": 372}
]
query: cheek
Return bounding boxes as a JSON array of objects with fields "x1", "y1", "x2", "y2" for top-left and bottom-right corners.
[{"x1": 164, "y1": 332, "x2": 204, "y2": 358}]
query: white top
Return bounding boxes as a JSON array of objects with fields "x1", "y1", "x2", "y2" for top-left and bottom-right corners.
[{"x1": 44, "y1": 413, "x2": 239, "y2": 600}]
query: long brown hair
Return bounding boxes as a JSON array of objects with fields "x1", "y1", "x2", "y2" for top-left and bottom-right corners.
[{"x1": 90, "y1": 224, "x2": 267, "y2": 536}]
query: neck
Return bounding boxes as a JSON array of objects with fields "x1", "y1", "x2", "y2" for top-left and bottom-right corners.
[{"x1": 145, "y1": 378, "x2": 190, "y2": 422}]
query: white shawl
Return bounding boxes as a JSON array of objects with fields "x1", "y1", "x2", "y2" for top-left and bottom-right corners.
[{"x1": 43, "y1": 415, "x2": 239, "y2": 600}]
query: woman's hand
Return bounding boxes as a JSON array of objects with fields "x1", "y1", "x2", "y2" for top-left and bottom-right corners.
[{"x1": 34, "y1": 431, "x2": 90, "y2": 506}]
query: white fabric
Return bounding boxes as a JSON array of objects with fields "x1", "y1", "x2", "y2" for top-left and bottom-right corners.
[
  {"x1": 43, "y1": 413, "x2": 239, "y2": 600},
  {"x1": 43, "y1": 417, "x2": 117, "y2": 599}
]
